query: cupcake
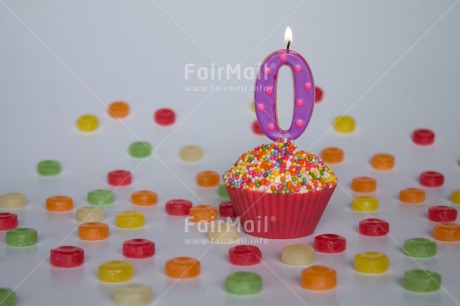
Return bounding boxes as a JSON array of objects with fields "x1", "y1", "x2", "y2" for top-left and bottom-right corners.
[{"x1": 223, "y1": 138, "x2": 337, "y2": 239}]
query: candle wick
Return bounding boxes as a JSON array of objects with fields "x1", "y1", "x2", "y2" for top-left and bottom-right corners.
[{"x1": 286, "y1": 41, "x2": 291, "y2": 52}]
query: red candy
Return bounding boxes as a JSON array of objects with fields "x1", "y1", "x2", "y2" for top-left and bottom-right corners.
[
  {"x1": 123, "y1": 239, "x2": 155, "y2": 259},
  {"x1": 229, "y1": 245, "x2": 262, "y2": 266},
  {"x1": 359, "y1": 218, "x2": 390, "y2": 236},
  {"x1": 165, "y1": 199, "x2": 193, "y2": 216},
  {"x1": 419, "y1": 171, "x2": 444, "y2": 187},
  {"x1": 252, "y1": 120, "x2": 264, "y2": 135},
  {"x1": 219, "y1": 201, "x2": 237, "y2": 218},
  {"x1": 0, "y1": 213, "x2": 18, "y2": 231},
  {"x1": 155, "y1": 108, "x2": 175, "y2": 125},
  {"x1": 108, "y1": 170, "x2": 132, "y2": 186},
  {"x1": 428, "y1": 206, "x2": 457, "y2": 222},
  {"x1": 412, "y1": 129, "x2": 435, "y2": 145},
  {"x1": 314, "y1": 234, "x2": 346, "y2": 253},
  {"x1": 50, "y1": 246, "x2": 84, "y2": 268},
  {"x1": 315, "y1": 86, "x2": 324, "y2": 103}
]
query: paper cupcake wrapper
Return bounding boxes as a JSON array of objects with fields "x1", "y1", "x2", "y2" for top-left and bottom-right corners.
[{"x1": 226, "y1": 186, "x2": 336, "y2": 239}]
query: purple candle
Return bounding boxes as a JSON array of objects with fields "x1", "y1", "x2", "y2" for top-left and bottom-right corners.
[{"x1": 254, "y1": 27, "x2": 315, "y2": 140}]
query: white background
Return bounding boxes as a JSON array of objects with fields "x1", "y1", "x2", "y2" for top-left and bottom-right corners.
[{"x1": 1, "y1": 0, "x2": 460, "y2": 305}]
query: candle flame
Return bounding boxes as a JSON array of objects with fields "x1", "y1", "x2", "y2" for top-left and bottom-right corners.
[{"x1": 284, "y1": 27, "x2": 293, "y2": 44}]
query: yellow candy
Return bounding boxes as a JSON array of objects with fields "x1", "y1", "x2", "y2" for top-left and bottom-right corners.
[
  {"x1": 99, "y1": 260, "x2": 134, "y2": 282},
  {"x1": 0, "y1": 193, "x2": 26, "y2": 209},
  {"x1": 333, "y1": 115, "x2": 355, "y2": 133},
  {"x1": 76, "y1": 206, "x2": 105, "y2": 222},
  {"x1": 281, "y1": 244, "x2": 315, "y2": 266},
  {"x1": 179, "y1": 145, "x2": 203, "y2": 162},
  {"x1": 76, "y1": 114, "x2": 99, "y2": 132},
  {"x1": 352, "y1": 196, "x2": 378, "y2": 212},
  {"x1": 116, "y1": 211, "x2": 144, "y2": 229},
  {"x1": 208, "y1": 222, "x2": 239, "y2": 243},
  {"x1": 354, "y1": 252, "x2": 389, "y2": 274},
  {"x1": 250, "y1": 100, "x2": 255, "y2": 113},
  {"x1": 451, "y1": 190, "x2": 460, "y2": 204},
  {"x1": 114, "y1": 284, "x2": 153, "y2": 306}
]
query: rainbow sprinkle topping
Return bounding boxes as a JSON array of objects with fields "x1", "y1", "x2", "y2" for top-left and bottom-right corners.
[{"x1": 223, "y1": 138, "x2": 337, "y2": 194}]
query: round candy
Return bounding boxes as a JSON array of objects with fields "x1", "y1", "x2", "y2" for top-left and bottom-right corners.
[
  {"x1": 78, "y1": 222, "x2": 109, "y2": 240},
  {"x1": 0, "y1": 193, "x2": 26, "y2": 209},
  {"x1": 315, "y1": 86, "x2": 324, "y2": 103},
  {"x1": 154, "y1": 108, "x2": 175, "y2": 125},
  {"x1": 225, "y1": 272, "x2": 262, "y2": 295},
  {"x1": 108, "y1": 170, "x2": 132, "y2": 186},
  {"x1": 87, "y1": 189, "x2": 114, "y2": 205},
  {"x1": 6, "y1": 228, "x2": 38, "y2": 247},
  {"x1": 320, "y1": 147, "x2": 344, "y2": 164},
  {"x1": 314, "y1": 234, "x2": 346, "y2": 253},
  {"x1": 179, "y1": 145, "x2": 203, "y2": 162},
  {"x1": 165, "y1": 257, "x2": 200, "y2": 279},
  {"x1": 123, "y1": 239, "x2": 155, "y2": 259},
  {"x1": 371, "y1": 153, "x2": 395, "y2": 170},
  {"x1": 281, "y1": 244, "x2": 315, "y2": 266},
  {"x1": 301, "y1": 265, "x2": 336, "y2": 290},
  {"x1": 189, "y1": 205, "x2": 218, "y2": 222},
  {"x1": 114, "y1": 284, "x2": 153, "y2": 306},
  {"x1": 354, "y1": 252, "x2": 389, "y2": 274},
  {"x1": 251, "y1": 120, "x2": 264, "y2": 135},
  {"x1": 76, "y1": 114, "x2": 99, "y2": 132},
  {"x1": 403, "y1": 238, "x2": 437, "y2": 258},
  {"x1": 131, "y1": 190, "x2": 157, "y2": 206},
  {"x1": 403, "y1": 269, "x2": 441, "y2": 292},
  {"x1": 219, "y1": 201, "x2": 237, "y2": 218},
  {"x1": 412, "y1": 129, "x2": 435, "y2": 145},
  {"x1": 165, "y1": 199, "x2": 193, "y2": 216},
  {"x1": 116, "y1": 211, "x2": 144, "y2": 229},
  {"x1": 218, "y1": 184, "x2": 229, "y2": 198},
  {"x1": 50, "y1": 246, "x2": 84, "y2": 268},
  {"x1": 0, "y1": 288, "x2": 16, "y2": 306},
  {"x1": 433, "y1": 222, "x2": 460, "y2": 242},
  {"x1": 98, "y1": 260, "x2": 134, "y2": 283},
  {"x1": 419, "y1": 171, "x2": 444, "y2": 187},
  {"x1": 359, "y1": 218, "x2": 389, "y2": 236},
  {"x1": 108, "y1": 101, "x2": 130, "y2": 118},
  {"x1": 333, "y1": 115, "x2": 355, "y2": 133},
  {"x1": 428, "y1": 206, "x2": 457, "y2": 222},
  {"x1": 196, "y1": 171, "x2": 220, "y2": 187},
  {"x1": 229, "y1": 245, "x2": 262, "y2": 266},
  {"x1": 451, "y1": 190, "x2": 460, "y2": 204},
  {"x1": 0, "y1": 213, "x2": 18, "y2": 231},
  {"x1": 129, "y1": 142, "x2": 152, "y2": 158},
  {"x1": 351, "y1": 177, "x2": 376, "y2": 193},
  {"x1": 399, "y1": 188, "x2": 425, "y2": 204},
  {"x1": 37, "y1": 160, "x2": 61, "y2": 176},
  {"x1": 76, "y1": 206, "x2": 105, "y2": 222},
  {"x1": 351, "y1": 196, "x2": 378, "y2": 212},
  {"x1": 208, "y1": 222, "x2": 238, "y2": 243},
  {"x1": 46, "y1": 196, "x2": 73, "y2": 212}
]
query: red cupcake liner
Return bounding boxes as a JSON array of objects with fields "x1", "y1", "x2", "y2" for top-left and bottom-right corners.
[{"x1": 226, "y1": 186, "x2": 336, "y2": 239}]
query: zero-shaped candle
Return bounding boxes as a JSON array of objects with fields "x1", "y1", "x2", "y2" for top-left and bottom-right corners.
[{"x1": 254, "y1": 27, "x2": 314, "y2": 140}]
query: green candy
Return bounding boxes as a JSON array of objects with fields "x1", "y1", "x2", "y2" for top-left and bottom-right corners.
[
  {"x1": 129, "y1": 141, "x2": 152, "y2": 158},
  {"x1": 87, "y1": 189, "x2": 114, "y2": 205},
  {"x1": 225, "y1": 272, "x2": 262, "y2": 295},
  {"x1": 6, "y1": 228, "x2": 38, "y2": 247},
  {"x1": 403, "y1": 269, "x2": 441, "y2": 292},
  {"x1": 403, "y1": 238, "x2": 437, "y2": 258},
  {"x1": 37, "y1": 160, "x2": 61, "y2": 176},
  {"x1": 218, "y1": 184, "x2": 229, "y2": 198},
  {"x1": 0, "y1": 288, "x2": 16, "y2": 306}
]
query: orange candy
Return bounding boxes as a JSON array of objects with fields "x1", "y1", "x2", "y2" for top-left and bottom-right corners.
[
  {"x1": 189, "y1": 205, "x2": 218, "y2": 222},
  {"x1": 371, "y1": 153, "x2": 395, "y2": 170},
  {"x1": 165, "y1": 257, "x2": 200, "y2": 279},
  {"x1": 46, "y1": 196, "x2": 73, "y2": 212},
  {"x1": 399, "y1": 188, "x2": 425, "y2": 204},
  {"x1": 131, "y1": 190, "x2": 157, "y2": 206},
  {"x1": 78, "y1": 222, "x2": 109, "y2": 240},
  {"x1": 196, "y1": 171, "x2": 220, "y2": 187},
  {"x1": 108, "y1": 101, "x2": 130, "y2": 118},
  {"x1": 351, "y1": 177, "x2": 377, "y2": 193},
  {"x1": 301, "y1": 265, "x2": 337, "y2": 290},
  {"x1": 433, "y1": 223, "x2": 460, "y2": 242},
  {"x1": 320, "y1": 147, "x2": 344, "y2": 164}
]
